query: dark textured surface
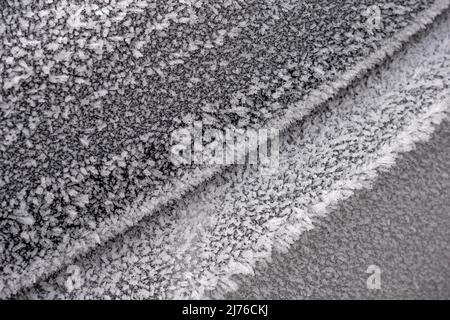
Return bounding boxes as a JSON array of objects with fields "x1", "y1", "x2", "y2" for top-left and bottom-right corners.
[
  {"x1": 228, "y1": 121, "x2": 450, "y2": 299},
  {"x1": 19, "y1": 11, "x2": 450, "y2": 299},
  {"x1": 2, "y1": 0, "x2": 442, "y2": 298}
]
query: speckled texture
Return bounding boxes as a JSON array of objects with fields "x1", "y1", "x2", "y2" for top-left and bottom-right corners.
[
  {"x1": 227, "y1": 121, "x2": 450, "y2": 300},
  {"x1": 3, "y1": 0, "x2": 448, "y2": 298},
  {"x1": 17, "y1": 10, "x2": 450, "y2": 299}
]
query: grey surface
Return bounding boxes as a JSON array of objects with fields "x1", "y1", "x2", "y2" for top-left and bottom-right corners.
[
  {"x1": 4, "y1": 0, "x2": 443, "y2": 297},
  {"x1": 228, "y1": 121, "x2": 450, "y2": 299},
  {"x1": 20, "y1": 11, "x2": 450, "y2": 299}
]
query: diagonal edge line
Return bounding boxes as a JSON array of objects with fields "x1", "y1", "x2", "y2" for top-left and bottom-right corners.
[{"x1": 3, "y1": 0, "x2": 449, "y2": 300}]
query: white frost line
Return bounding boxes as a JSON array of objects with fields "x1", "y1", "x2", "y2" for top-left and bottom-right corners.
[
  {"x1": 2, "y1": 0, "x2": 448, "y2": 300},
  {"x1": 208, "y1": 95, "x2": 450, "y2": 298}
]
